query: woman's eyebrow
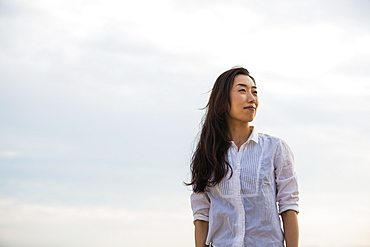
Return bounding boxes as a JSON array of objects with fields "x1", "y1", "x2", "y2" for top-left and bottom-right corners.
[{"x1": 235, "y1": 83, "x2": 257, "y2": 89}]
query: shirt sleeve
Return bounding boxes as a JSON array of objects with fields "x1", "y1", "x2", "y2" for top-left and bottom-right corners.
[
  {"x1": 190, "y1": 191, "x2": 210, "y2": 222},
  {"x1": 274, "y1": 139, "x2": 299, "y2": 214}
]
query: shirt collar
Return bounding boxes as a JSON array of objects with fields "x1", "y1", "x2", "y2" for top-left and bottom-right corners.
[{"x1": 248, "y1": 126, "x2": 259, "y2": 144}]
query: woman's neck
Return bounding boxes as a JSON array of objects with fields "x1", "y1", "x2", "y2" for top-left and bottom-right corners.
[{"x1": 228, "y1": 122, "x2": 253, "y2": 149}]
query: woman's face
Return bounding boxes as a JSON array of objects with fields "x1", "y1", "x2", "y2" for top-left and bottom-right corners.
[{"x1": 228, "y1": 74, "x2": 259, "y2": 124}]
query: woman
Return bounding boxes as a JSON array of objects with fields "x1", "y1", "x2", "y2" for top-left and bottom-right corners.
[{"x1": 188, "y1": 67, "x2": 299, "y2": 247}]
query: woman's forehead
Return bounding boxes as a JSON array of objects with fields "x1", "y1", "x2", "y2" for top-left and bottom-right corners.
[{"x1": 233, "y1": 74, "x2": 255, "y2": 87}]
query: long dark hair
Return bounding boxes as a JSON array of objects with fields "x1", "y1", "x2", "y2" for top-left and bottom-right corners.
[{"x1": 187, "y1": 67, "x2": 255, "y2": 193}]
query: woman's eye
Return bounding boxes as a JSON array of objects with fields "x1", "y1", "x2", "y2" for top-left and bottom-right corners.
[
  {"x1": 239, "y1": 89, "x2": 246, "y2": 92},
  {"x1": 253, "y1": 91, "x2": 258, "y2": 94}
]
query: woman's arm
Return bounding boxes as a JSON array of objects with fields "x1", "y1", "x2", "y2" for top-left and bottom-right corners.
[
  {"x1": 191, "y1": 192, "x2": 210, "y2": 247},
  {"x1": 194, "y1": 220, "x2": 208, "y2": 247},
  {"x1": 281, "y1": 210, "x2": 299, "y2": 247}
]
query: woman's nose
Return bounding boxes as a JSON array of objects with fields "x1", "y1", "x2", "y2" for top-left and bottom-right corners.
[{"x1": 247, "y1": 93, "x2": 256, "y2": 103}]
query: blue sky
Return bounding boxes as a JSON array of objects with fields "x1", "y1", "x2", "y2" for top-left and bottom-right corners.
[{"x1": 1, "y1": 0, "x2": 370, "y2": 246}]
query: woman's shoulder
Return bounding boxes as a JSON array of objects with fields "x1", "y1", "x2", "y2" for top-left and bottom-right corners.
[
  {"x1": 256, "y1": 131, "x2": 292, "y2": 150},
  {"x1": 257, "y1": 131, "x2": 284, "y2": 143},
  {"x1": 258, "y1": 132, "x2": 294, "y2": 157}
]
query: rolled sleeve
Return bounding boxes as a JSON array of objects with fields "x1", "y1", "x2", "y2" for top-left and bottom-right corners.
[
  {"x1": 274, "y1": 140, "x2": 299, "y2": 214},
  {"x1": 190, "y1": 192, "x2": 210, "y2": 222}
]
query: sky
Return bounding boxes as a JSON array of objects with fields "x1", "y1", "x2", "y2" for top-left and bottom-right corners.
[{"x1": 1, "y1": 0, "x2": 370, "y2": 246}]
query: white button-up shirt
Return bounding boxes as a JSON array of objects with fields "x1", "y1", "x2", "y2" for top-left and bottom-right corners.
[{"x1": 191, "y1": 128, "x2": 299, "y2": 247}]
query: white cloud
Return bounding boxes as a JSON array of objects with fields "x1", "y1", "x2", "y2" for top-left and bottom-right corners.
[
  {"x1": 0, "y1": 150, "x2": 23, "y2": 158},
  {"x1": 299, "y1": 192, "x2": 370, "y2": 246},
  {"x1": 0, "y1": 198, "x2": 193, "y2": 247}
]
